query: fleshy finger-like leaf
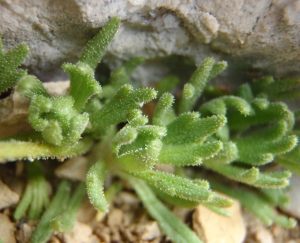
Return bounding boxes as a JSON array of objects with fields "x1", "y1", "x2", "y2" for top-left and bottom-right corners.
[
  {"x1": 163, "y1": 113, "x2": 226, "y2": 145},
  {"x1": 79, "y1": 17, "x2": 120, "y2": 70},
  {"x1": 259, "y1": 188, "x2": 290, "y2": 208},
  {"x1": 158, "y1": 141, "x2": 223, "y2": 166},
  {"x1": 207, "y1": 164, "x2": 291, "y2": 188},
  {"x1": 112, "y1": 126, "x2": 138, "y2": 154},
  {"x1": 153, "y1": 92, "x2": 175, "y2": 127},
  {"x1": 124, "y1": 175, "x2": 203, "y2": 243},
  {"x1": 0, "y1": 43, "x2": 29, "y2": 73},
  {"x1": 156, "y1": 75, "x2": 179, "y2": 97},
  {"x1": 179, "y1": 58, "x2": 214, "y2": 113},
  {"x1": 253, "y1": 171, "x2": 291, "y2": 188},
  {"x1": 228, "y1": 102, "x2": 295, "y2": 131},
  {"x1": 241, "y1": 120, "x2": 288, "y2": 142},
  {"x1": 16, "y1": 75, "x2": 50, "y2": 99},
  {"x1": 203, "y1": 141, "x2": 238, "y2": 165},
  {"x1": 116, "y1": 125, "x2": 165, "y2": 172},
  {"x1": 211, "y1": 181, "x2": 297, "y2": 228},
  {"x1": 51, "y1": 182, "x2": 86, "y2": 232},
  {"x1": 199, "y1": 96, "x2": 251, "y2": 117},
  {"x1": 31, "y1": 180, "x2": 71, "y2": 243},
  {"x1": 207, "y1": 164, "x2": 259, "y2": 184},
  {"x1": 132, "y1": 171, "x2": 212, "y2": 202},
  {"x1": 86, "y1": 161, "x2": 109, "y2": 213},
  {"x1": 0, "y1": 137, "x2": 93, "y2": 163},
  {"x1": 0, "y1": 42, "x2": 29, "y2": 93},
  {"x1": 90, "y1": 84, "x2": 157, "y2": 130},
  {"x1": 276, "y1": 144, "x2": 300, "y2": 174},
  {"x1": 13, "y1": 161, "x2": 49, "y2": 221},
  {"x1": 62, "y1": 62, "x2": 101, "y2": 111},
  {"x1": 236, "y1": 135, "x2": 298, "y2": 165},
  {"x1": 251, "y1": 76, "x2": 300, "y2": 100}
]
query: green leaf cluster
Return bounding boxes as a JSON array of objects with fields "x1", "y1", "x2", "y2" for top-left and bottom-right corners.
[
  {"x1": 1, "y1": 16, "x2": 300, "y2": 243},
  {"x1": 0, "y1": 39, "x2": 29, "y2": 94}
]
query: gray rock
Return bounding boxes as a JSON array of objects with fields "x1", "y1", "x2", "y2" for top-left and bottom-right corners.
[
  {"x1": 285, "y1": 174, "x2": 300, "y2": 219},
  {"x1": 1, "y1": 0, "x2": 300, "y2": 83}
]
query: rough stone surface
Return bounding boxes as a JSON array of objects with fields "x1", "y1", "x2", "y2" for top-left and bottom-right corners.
[
  {"x1": 193, "y1": 197, "x2": 246, "y2": 243},
  {"x1": 285, "y1": 174, "x2": 300, "y2": 219},
  {"x1": 1, "y1": 0, "x2": 300, "y2": 83},
  {"x1": 55, "y1": 156, "x2": 88, "y2": 181},
  {"x1": 0, "y1": 213, "x2": 16, "y2": 243},
  {"x1": 0, "y1": 180, "x2": 19, "y2": 210},
  {"x1": 58, "y1": 221, "x2": 100, "y2": 243}
]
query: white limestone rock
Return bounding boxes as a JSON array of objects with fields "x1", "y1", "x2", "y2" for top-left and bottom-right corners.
[{"x1": 0, "y1": 0, "x2": 299, "y2": 82}]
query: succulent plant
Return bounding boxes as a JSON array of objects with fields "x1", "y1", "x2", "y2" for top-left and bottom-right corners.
[{"x1": 1, "y1": 17, "x2": 299, "y2": 243}]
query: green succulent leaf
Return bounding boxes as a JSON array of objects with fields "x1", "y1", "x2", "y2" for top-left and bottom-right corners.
[
  {"x1": 277, "y1": 144, "x2": 300, "y2": 174},
  {"x1": 0, "y1": 41, "x2": 29, "y2": 93},
  {"x1": 179, "y1": 58, "x2": 215, "y2": 113},
  {"x1": 62, "y1": 62, "x2": 101, "y2": 112},
  {"x1": 79, "y1": 17, "x2": 120, "y2": 70},
  {"x1": 199, "y1": 96, "x2": 251, "y2": 117},
  {"x1": 236, "y1": 135, "x2": 298, "y2": 165},
  {"x1": 115, "y1": 125, "x2": 165, "y2": 172},
  {"x1": 228, "y1": 102, "x2": 295, "y2": 131},
  {"x1": 16, "y1": 75, "x2": 50, "y2": 99},
  {"x1": 125, "y1": 175, "x2": 203, "y2": 243},
  {"x1": 251, "y1": 76, "x2": 300, "y2": 100},
  {"x1": 112, "y1": 126, "x2": 138, "y2": 154},
  {"x1": 153, "y1": 92, "x2": 175, "y2": 127},
  {"x1": 237, "y1": 83, "x2": 254, "y2": 102},
  {"x1": 207, "y1": 164, "x2": 259, "y2": 184},
  {"x1": 0, "y1": 69, "x2": 27, "y2": 93},
  {"x1": 179, "y1": 59, "x2": 227, "y2": 113},
  {"x1": 132, "y1": 170, "x2": 212, "y2": 202},
  {"x1": 159, "y1": 141, "x2": 223, "y2": 166},
  {"x1": 212, "y1": 181, "x2": 297, "y2": 228},
  {"x1": 90, "y1": 84, "x2": 157, "y2": 131},
  {"x1": 86, "y1": 161, "x2": 109, "y2": 213},
  {"x1": 14, "y1": 161, "x2": 49, "y2": 220},
  {"x1": 163, "y1": 113, "x2": 226, "y2": 145},
  {"x1": 203, "y1": 141, "x2": 238, "y2": 165},
  {"x1": 207, "y1": 61, "x2": 228, "y2": 80},
  {"x1": 156, "y1": 75, "x2": 179, "y2": 97},
  {"x1": 101, "y1": 59, "x2": 145, "y2": 99},
  {"x1": 259, "y1": 188, "x2": 290, "y2": 208},
  {"x1": 0, "y1": 137, "x2": 93, "y2": 162},
  {"x1": 31, "y1": 180, "x2": 71, "y2": 243},
  {"x1": 51, "y1": 182, "x2": 86, "y2": 232},
  {"x1": 253, "y1": 171, "x2": 291, "y2": 188},
  {"x1": 28, "y1": 95, "x2": 90, "y2": 146},
  {"x1": 208, "y1": 164, "x2": 291, "y2": 188}
]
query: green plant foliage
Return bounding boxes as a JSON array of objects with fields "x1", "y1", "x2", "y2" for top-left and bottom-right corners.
[
  {"x1": 124, "y1": 175, "x2": 204, "y2": 243},
  {"x1": 31, "y1": 180, "x2": 71, "y2": 243},
  {"x1": 51, "y1": 183, "x2": 86, "y2": 232},
  {"x1": 250, "y1": 76, "x2": 300, "y2": 100},
  {"x1": 0, "y1": 39, "x2": 29, "y2": 94},
  {"x1": 79, "y1": 17, "x2": 120, "y2": 69},
  {"x1": 14, "y1": 161, "x2": 49, "y2": 220},
  {"x1": 211, "y1": 181, "x2": 297, "y2": 228},
  {"x1": 0, "y1": 137, "x2": 93, "y2": 162},
  {"x1": 2, "y1": 16, "x2": 300, "y2": 243},
  {"x1": 179, "y1": 58, "x2": 227, "y2": 113},
  {"x1": 86, "y1": 160, "x2": 109, "y2": 213}
]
